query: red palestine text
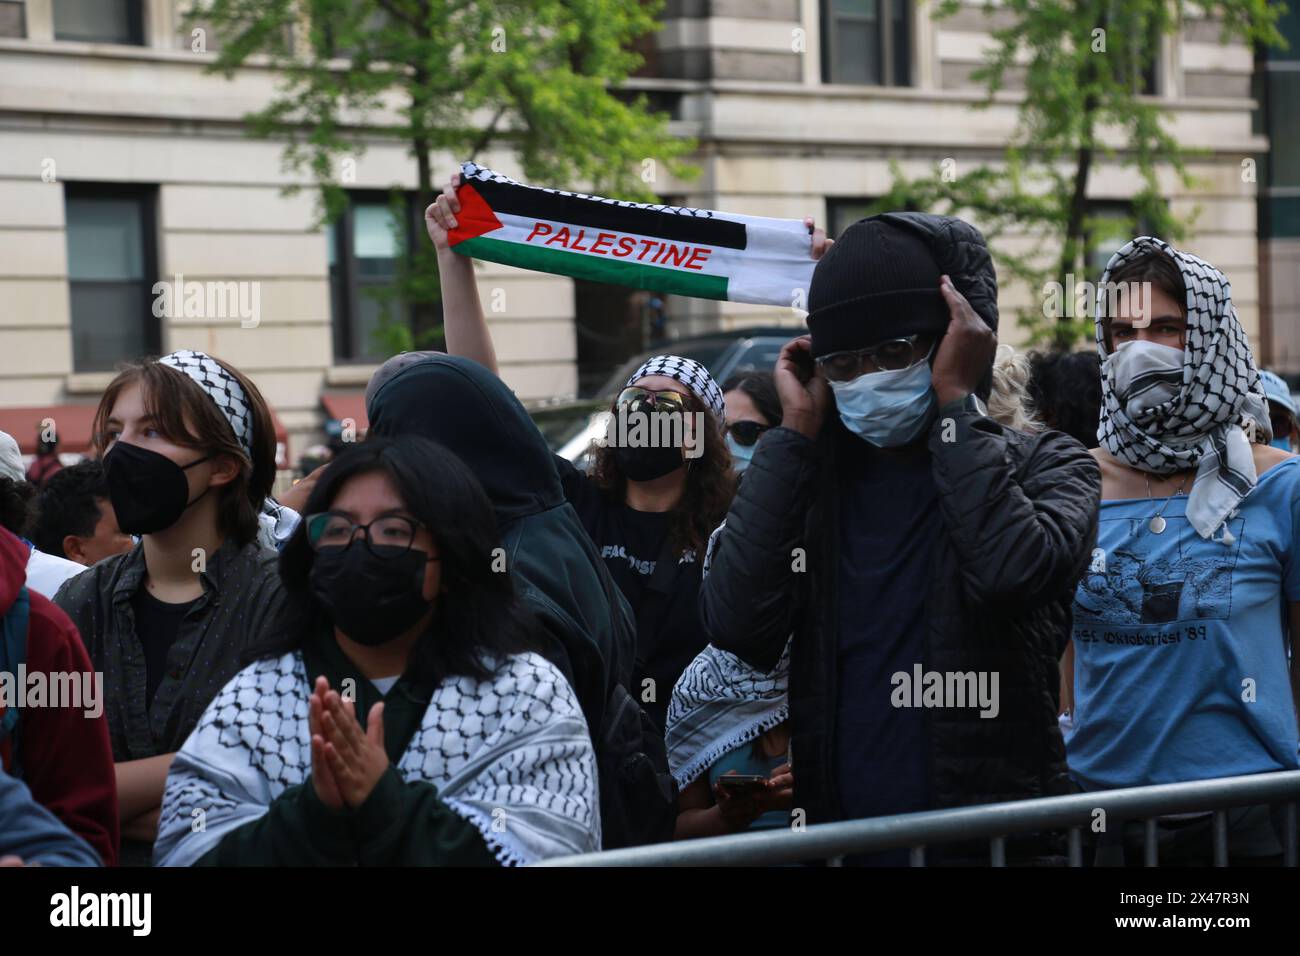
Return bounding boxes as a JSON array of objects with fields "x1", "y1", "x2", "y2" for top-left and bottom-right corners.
[{"x1": 524, "y1": 223, "x2": 714, "y2": 270}]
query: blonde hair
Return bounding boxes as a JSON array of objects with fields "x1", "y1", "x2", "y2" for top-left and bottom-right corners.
[{"x1": 988, "y1": 344, "x2": 1045, "y2": 434}]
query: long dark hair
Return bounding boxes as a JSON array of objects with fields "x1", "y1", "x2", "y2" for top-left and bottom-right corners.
[
  {"x1": 253, "y1": 437, "x2": 537, "y2": 683},
  {"x1": 590, "y1": 387, "x2": 736, "y2": 558},
  {"x1": 722, "y1": 370, "x2": 781, "y2": 427}
]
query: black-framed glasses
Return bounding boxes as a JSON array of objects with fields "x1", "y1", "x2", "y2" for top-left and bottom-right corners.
[
  {"x1": 814, "y1": 334, "x2": 933, "y2": 382},
  {"x1": 726, "y1": 420, "x2": 771, "y2": 447},
  {"x1": 616, "y1": 386, "x2": 691, "y2": 416},
  {"x1": 305, "y1": 512, "x2": 429, "y2": 555}
]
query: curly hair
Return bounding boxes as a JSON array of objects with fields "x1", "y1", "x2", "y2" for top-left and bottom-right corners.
[
  {"x1": 0, "y1": 476, "x2": 36, "y2": 538},
  {"x1": 590, "y1": 392, "x2": 736, "y2": 558}
]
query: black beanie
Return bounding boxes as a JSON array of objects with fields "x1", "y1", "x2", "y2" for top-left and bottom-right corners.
[{"x1": 807, "y1": 217, "x2": 951, "y2": 357}]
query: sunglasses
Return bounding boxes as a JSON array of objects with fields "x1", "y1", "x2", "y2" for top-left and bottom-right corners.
[
  {"x1": 616, "y1": 386, "x2": 692, "y2": 415},
  {"x1": 725, "y1": 420, "x2": 770, "y2": 447}
]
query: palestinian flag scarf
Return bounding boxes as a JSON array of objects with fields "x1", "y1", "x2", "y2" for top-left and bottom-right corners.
[{"x1": 447, "y1": 161, "x2": 817, "y2": 307}]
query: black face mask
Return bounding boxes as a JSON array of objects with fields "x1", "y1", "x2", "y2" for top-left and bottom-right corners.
[
  {"x1": 103, "y1": 441, "x2": 212, "y2": 535},
  {"x1": 612, "y1": 443, "x2": 684, "y2": 482},
  {"x1": 309, "y1": 544, "x2": 433, "y2": 647}
]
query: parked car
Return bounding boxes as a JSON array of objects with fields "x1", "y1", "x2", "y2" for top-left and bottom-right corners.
[{"x1": 529, "y1": 326, "x2": 800, "y2": 465}]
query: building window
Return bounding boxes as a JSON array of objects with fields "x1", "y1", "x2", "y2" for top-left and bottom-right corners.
[
  {"x1": 328, "y1": 193, "x2": 439, "y2": 364},
  {"x1": 53, "y1": 0, "x2": 144, "y2": 45},
  {"x1": 1086, "y1": 201, "x2": 1157, "y2": 278},
  {"x1": 64, "y1": 185, "x2": 159, "y2": 372},
  {"x1": 821, "y1": 0, "x2": 911, "y2": 86},
  {"x1": 0, "y1": 1, "x2": 25, "y2": 39},
  {"x1": 826, "y1": 198, "x2": 879, "y2": 238}
]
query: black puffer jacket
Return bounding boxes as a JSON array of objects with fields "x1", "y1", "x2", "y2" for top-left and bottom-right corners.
[{"x1": 699, "y1": 213, "x2": 1101, "y2": 828}]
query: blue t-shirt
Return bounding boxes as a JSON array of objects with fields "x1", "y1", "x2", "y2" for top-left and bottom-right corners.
[
  {"x1": 1067, "y1": 457, "x2": 1300, "y2": 790},
  {"x1": 835, "y1": 436, "x2": 936, "y2": 831},
  {"x1": 708, "y1": 740, "x2": 789, "y2": 831}
]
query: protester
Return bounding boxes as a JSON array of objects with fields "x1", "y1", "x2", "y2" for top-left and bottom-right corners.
[
  {"x1": 425, "y1": 171, "x2": 830, "y2": 735},
  {"x1": 0, "y1": 430, "x2": 87, "y2": 598},
  {"x1": 1258, "y1": 369, "x2": 1297, "y2": 453},
  {"x1": 363, "y1": 352, "x2": 672, "y2": 847},
  {"x1": 1068, "y1": 237, "x2": 1299, "y2": 864},
  {"x1": 721, "y1": 371, "x2": 781, "y2": 475},
  {"x1": 54, "y1": 350, "x2": 293, "y2": 865},
  {"x1": 1, "y1": 526, "x2": 118, "y2": 865},
  {"x1": 699, "y1": 212, "x2": 1101, "y2": 864},
  {"x1": 32, "y1": 461, "x2": 134, "y2": 567},
  {"x1": 988, "y1": 344, "x2": 1045, "y2": 434},
  {"x1": 0, "y1": 765, "x2": 102, "y2": 867},
  {"x1": 153, "y1": 438, "x2": 600, "y2": 866},
  {"x1": 1028, "y1": 350, "x2": 1104, "y2": 449},
  {"x1": 25, "y1": 433, "x2": 62, "y2": 490}
]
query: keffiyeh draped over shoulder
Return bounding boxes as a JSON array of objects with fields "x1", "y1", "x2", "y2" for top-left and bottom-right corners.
[
  {"x1": 153, "y1": 651, "x2": 600, "y2": 866},
  {"x1": 1096, "y1": 236, "x2": 1271, "y2": 540},
  {"x1": 666, "y1": 520, "x2": 790, "y2": 789}
]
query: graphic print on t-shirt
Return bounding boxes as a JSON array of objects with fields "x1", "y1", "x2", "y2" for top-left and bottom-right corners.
[{"x1": 1074, "y1": 512, "x2": 1243, "y2": 626}]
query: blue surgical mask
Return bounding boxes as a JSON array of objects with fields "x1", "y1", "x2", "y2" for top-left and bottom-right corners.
[
  {"x1": 726, "y1": 432, "x2": 756, "y2": 472},
  {"x1": 1271, "y1": 436, "x2": 1292, "y2": 452},
  {"x1": 828, "y1": 355, "x2": 936, "y2": 447}
]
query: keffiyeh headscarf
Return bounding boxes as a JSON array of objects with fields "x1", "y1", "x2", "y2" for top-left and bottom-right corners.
[
  {"x1": 666, "y1": 520, "x2": 789, "y2": 788},
  {"x1": 1096, "y1": 237, "x2": 1270, "y2": 540},
  {"x1": 626, "y1": 355, "x2": 725, "y2": 419},
  {"x1": 157, "y1": 349, "x2": 255, "y2": 457}
]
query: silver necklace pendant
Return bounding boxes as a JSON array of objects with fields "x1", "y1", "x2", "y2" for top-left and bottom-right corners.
[{"x1": 1149, "y1": 514, "x2": 1167, "y2": 534}]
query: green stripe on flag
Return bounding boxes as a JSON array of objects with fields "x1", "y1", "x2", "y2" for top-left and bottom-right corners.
[{"x1": 456, "y1": 235, "x2": 730, "y2": 302}]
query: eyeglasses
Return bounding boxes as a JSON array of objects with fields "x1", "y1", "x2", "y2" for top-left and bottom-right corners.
[
  {"x1": 615, "y1": 386, "x2": 691, "y2": 415},
  {"x1": 725, "y1": 420, "x2": 771, "y2": 447},
  {"x1": 814, "y1": 335, "x2": 932, "y2": 383},
  {"x1": 305, "y1": 512, "x2": 431, "y2": 556}
]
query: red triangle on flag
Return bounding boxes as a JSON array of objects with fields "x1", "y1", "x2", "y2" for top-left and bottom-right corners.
[{"x1": 446, "y1": 183, "x2": 504, "y2": 245}]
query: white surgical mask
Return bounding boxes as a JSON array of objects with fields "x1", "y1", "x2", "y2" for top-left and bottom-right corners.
[
  {"x1": 829, "y1": 356, "x2": 936, "y2": 447},
  {"x1": 725, "y1": 432, "x2": 756, "y2": 472}
]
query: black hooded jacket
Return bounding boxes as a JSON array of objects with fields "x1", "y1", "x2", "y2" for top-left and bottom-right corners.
[
  {"x1": 366, "y1": 354, "x2": 675, "y2": 847},
  {"x1": 699, "y1": 214, "x2": 1102, "y2": 843}
]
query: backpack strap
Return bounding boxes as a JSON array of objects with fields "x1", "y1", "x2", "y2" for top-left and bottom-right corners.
[{"x1": 0, "y1": 586, "x2": 31, "y2": 776}]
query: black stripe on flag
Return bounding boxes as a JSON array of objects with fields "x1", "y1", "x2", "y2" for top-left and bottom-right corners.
[{"x1": 469, "y1": 176, "x2": 748, "y2": 250}]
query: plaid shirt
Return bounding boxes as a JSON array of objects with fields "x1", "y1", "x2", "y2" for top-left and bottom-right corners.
[{"x1": 53, "y1": 538, "x2": 298, "y2": 761}]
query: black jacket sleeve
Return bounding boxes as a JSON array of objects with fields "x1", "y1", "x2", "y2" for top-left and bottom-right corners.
[
  {"x1": 699, "y1": 427, "x2": 821, "y2": 672},
  {"x1": 928, "y1": 400, "x2": 1101, "y2": 609},
  {"x1": 196, "y1": 770, "x2": 499, "y2": 867}
]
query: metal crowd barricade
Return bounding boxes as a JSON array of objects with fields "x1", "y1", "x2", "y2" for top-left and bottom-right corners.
[{"x1": 535, "y1": 770, "x2": 1300, "y2": 867}]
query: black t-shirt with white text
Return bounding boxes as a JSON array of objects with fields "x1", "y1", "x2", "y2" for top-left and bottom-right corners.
[{"x1": 556, "y1": 456, "x2": 707, "y2": 734}]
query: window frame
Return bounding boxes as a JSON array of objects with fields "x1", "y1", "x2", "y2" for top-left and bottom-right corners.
[
  {"x1": 329, "y1": 190, "x2": 431, "y2": 365},
  {"x1": 63, "y1": 181, "x2": 161, "y2": 373},
  {"x1": 0, "y1": 0, "x2": 27, "y2": 39},
  {"x1": 820, "y1": 0, "x2": 912, "y2": 88},
  {"x1": 51, "y1": 0, "x2": 145, "y2": 46}
]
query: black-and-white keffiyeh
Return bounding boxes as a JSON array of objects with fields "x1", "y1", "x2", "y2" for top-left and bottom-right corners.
[
  {"x1": 626, "y1": 355, "x2": 725, "y2": 419},
  {"x1": 1096, "y1": 236, "x2": 1271, "y2": 541},
  {"x1": 157, "y1": 349, "x2": 254, "y2": 457},
  {"x1": 153, "y1": 651, "x2": 600, "y2": 866},
  {"x1": 666, "y1": 520, "x2": 789, "y2": 789}
]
